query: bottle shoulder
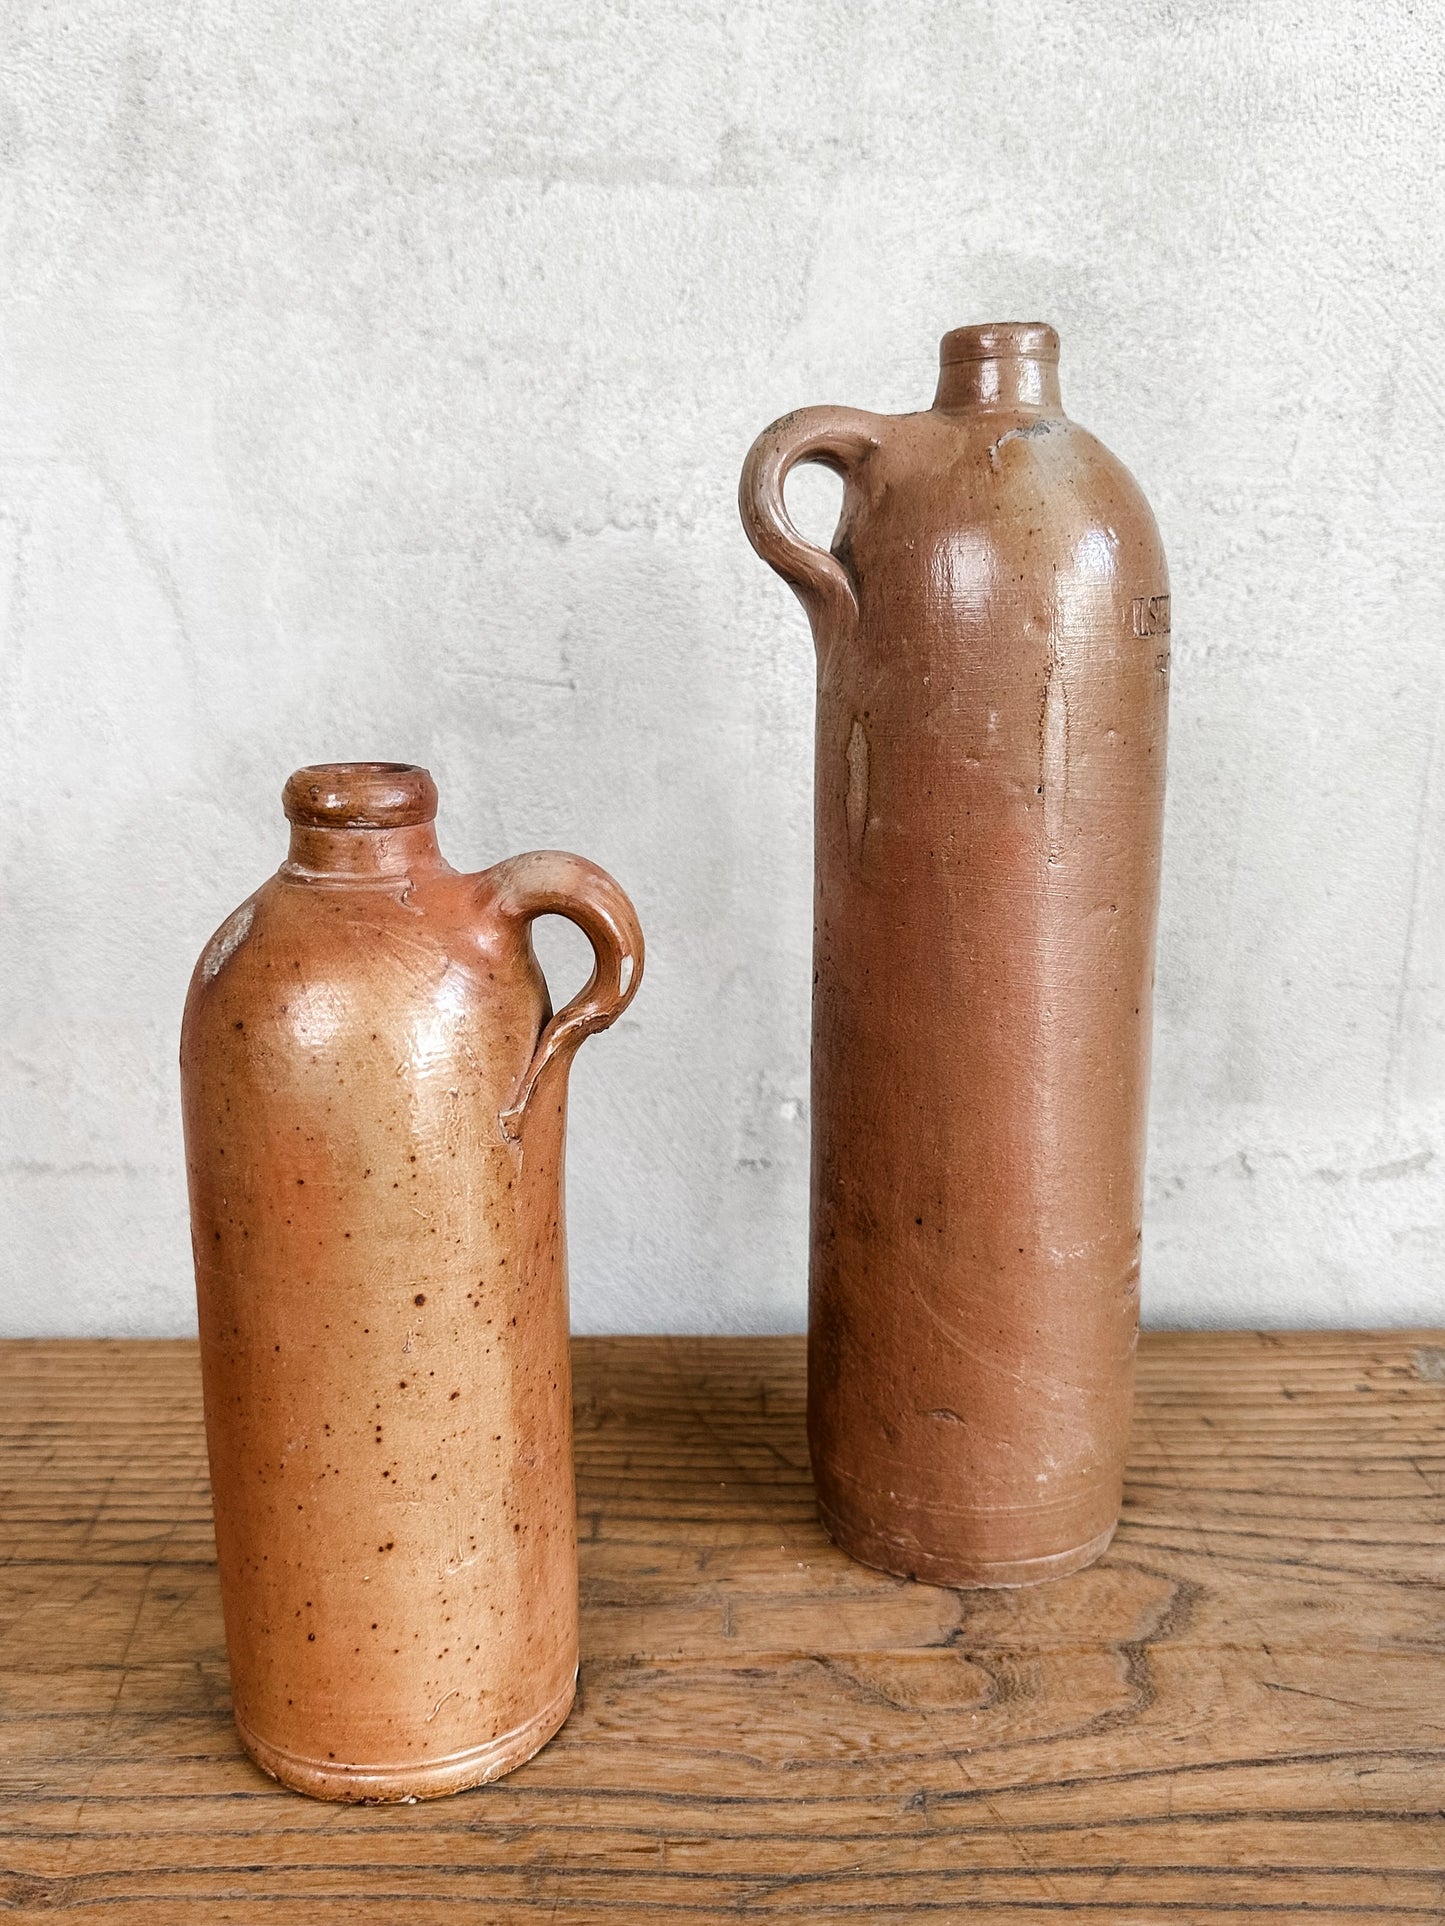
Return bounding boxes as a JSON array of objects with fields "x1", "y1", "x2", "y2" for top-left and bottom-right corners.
[
  {"x1": 180, "y1": 870, "x2": 532, "y2": 1064},
  {"x1": 847, "y1": 408, "x2": 1167, "y2": 587}
]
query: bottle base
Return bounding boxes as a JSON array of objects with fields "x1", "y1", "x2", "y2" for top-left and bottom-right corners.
[
  {"x1": 817, "y1": 1497, "x2": 1117, "y2": 1589},
  {"x1": 234, "y1": 1671, "x2": 576, "y2": 1803}
]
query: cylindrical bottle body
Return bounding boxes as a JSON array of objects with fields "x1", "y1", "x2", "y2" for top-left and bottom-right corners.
[
  {"x1": 802, "y1": 389, "x2": 1169, "y2": 1584},
  {"x1": 181, "y1": 863, "x2": 577, "y2": 1799}
]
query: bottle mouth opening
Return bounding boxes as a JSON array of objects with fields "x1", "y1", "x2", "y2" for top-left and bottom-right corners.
[
  {"x1": 939, "y1": 321, "x2": 1059, "y2": 367},
  {"x1": 283, "y1": 762, "x2": 439, "y2": 829}
]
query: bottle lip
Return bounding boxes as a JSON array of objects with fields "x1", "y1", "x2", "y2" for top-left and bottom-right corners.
[
  {"x1": 282, "y1": 762, "x2": 439, "y2": 829},
  {"x1": 939, "y1": 321, "x2": 1059, "y2": 367}
]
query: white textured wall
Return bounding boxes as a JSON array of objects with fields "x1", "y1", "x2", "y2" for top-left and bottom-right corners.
[{"x1": 2, "y1": 0, "x2": 1443, "y2": 1335}]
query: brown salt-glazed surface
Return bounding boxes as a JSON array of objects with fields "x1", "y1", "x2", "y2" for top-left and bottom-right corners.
[
  {"x1": 741, "y1": 323, "x2": 1170, "y2": 1587},
  {"x1": 180, "y1": 763, "x2": 643, "y2": 1799}
]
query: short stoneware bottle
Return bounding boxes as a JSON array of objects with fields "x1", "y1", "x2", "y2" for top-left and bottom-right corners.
[
  {"x1": 740, "y1": 323, "x2": 1169, "y2": 1587},
  {"x1": 181, "y1": 763, "x2": 643, "y2": 1799}
]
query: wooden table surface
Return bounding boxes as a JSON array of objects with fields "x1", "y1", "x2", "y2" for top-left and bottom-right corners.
[{"x1": 0, "y1": 1333, "x2": 1442, "y2": 1923}]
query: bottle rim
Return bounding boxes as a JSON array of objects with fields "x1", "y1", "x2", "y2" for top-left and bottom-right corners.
[
  {"x1": 282, "y1": 763, "x2": 439, "y2": 829},
  {"x1": 939, "y1": 322, "x2": 1059, "y2": 367}
]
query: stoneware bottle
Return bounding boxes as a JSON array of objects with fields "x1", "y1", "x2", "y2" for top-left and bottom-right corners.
[
  {"x1": 740, "y1": 323, "x2": 1169, "y2": 1587},
  {"x1": 181, "y1": 763, "x2": 643, "y2": 1800}
]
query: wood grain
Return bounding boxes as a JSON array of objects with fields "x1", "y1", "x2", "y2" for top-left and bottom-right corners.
[{"x1": 0, "y1": 1332, "x2": 1442, "y2": 1922}]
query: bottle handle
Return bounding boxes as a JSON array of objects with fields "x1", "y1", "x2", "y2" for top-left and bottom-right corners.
[
  {"x1": 478, "y1": 851, "x2": 644, "y2": 1143},
  {"x1": 738, "y1": 406, "x2": 884, "y2": 634}
]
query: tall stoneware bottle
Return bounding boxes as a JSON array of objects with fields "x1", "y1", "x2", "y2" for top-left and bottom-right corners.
[
  {"x1": 181, "y1": 763, "x2": 643, "y2": 1798},
  {"x1": 740, "y1": 324, "x2": 1169, "y2": 1586}
]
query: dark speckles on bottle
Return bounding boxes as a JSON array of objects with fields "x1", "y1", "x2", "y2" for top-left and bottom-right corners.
[{"x1": 182, "y1": 772, "x2": 640, "y2": 1797}]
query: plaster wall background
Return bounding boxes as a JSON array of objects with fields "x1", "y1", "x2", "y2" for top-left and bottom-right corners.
[{"x1": 3, "y1": 0, "x2": 1443, "y2": 1334}]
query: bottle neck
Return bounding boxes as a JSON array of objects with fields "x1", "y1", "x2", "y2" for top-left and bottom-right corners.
[
  {"x1": 932, "y1": 320, "x2": 1062, "y2": 414},
  {"x1": 283, "y1": 822, "x2": 445, "y2": 883},
  {"x1": 278, "y1": 763, "x2": 443, "y2": 884}
]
